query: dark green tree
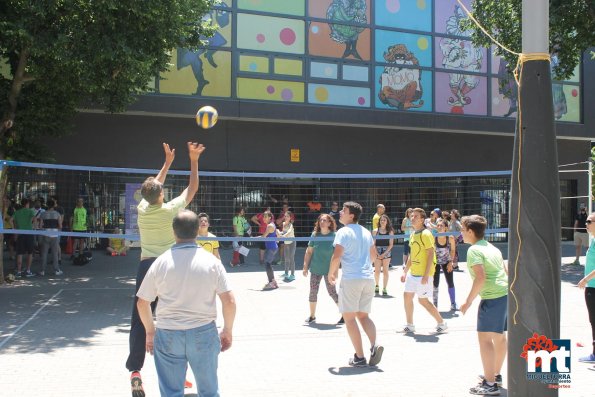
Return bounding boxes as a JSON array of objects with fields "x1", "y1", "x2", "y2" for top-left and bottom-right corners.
[
  {"x1": 461, "y1": 0, "x2": 595, "y2": 80},
  {"x1": 0, "y1": 0, "x2": 217, "y2": 161}
]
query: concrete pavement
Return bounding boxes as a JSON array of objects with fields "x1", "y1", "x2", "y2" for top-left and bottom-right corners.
[{"x1": 0, "y1": 242, "x2": 593, "y2": 396}]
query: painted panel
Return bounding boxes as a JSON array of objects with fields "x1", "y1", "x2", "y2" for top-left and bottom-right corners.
[
  {"x1": 310, "y1": 62, "x2": 338, "y2": 79},
  {"x1": 435, "y1": 72, "x2": 487, "y2": 115},
  {"x1": 554, "y1": 84, "x2": 580, "y2": 122},
  {"x1": 160, "y1": 49, "x2": 231, "y2": 97},
  {"x1": 239, "y1": 55, "x2": 269, "y2": 73},
  {"x1": 435, "y1": 0, "x2": 473, "y2": 36},
  {"x1": 308, "y1": 0, "x2": 371, "y2": 22},
  {"x1": 237, "y1": 78, "x2": 305, "y2": 102},
  {"x1": 491, "y1": 77, "x2": 517, "y2": 118},
  {"x1": 553, "y1": 54, "x2": 580, "y2": 83},
  {"x1": 309, "y1": 22, "x2": 370, "y2": 61},
  {"x1": 308, "y1": 84, "x2": 370, "y2": 107},
  {"x1": 343, "y1": 65, "x2": 369, "y2": 81},
  {"x1": 237, "y1": 14, "x2": 305, "y2": 54},
  {"x1": 375, "y1": 0, "x2": 432, "y2": 32},
  {"x1": 375, "y1": 30, "x2": 432, "y2": 68},
  {"x1": 274, "y1": 58, "x2": 303, "y2": 76},
  {"x1": 238, "y1": 0, "x2": 305, "y2": 16},
  {"x1": 435, "y1": 37, "x2": 486, "y2": 73},
  {"x1": 374, "y1": 66, "x2": 432, "y2": 111},
  {"x1": 203, "y1": 7, "x2": 232, "y2": 48}
]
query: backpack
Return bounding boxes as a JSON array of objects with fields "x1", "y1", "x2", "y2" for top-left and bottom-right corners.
[{"x1": 72, "y1": 254, "x2": 90, "y2": 266}]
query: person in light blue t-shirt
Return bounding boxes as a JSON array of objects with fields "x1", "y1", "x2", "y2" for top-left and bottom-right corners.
[
  {"x1": 578, "y1": 211, "x2": 595, "y2": 364},
  {"x1": 329, "y1": 201, "x2": 383, "y2": 368}
]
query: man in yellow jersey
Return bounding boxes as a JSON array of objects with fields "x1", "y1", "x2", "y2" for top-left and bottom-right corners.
[
  {"x1": 399, "y1": 208, "x2": 447, "y2": 334},
  {"x1": 196, "y1": 212, "x2": 220, "y2": 259},
  {"x1": 127, "y1": 142, "x2": 205, "y2": 397},
  {"x1": 372, "y1": 203, "x2": 385, "y2": 230}
]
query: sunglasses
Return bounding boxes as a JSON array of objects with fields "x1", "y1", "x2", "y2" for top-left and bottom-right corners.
[{"x1": 587, "y1": 220, "x2": 593, "y2": 224}]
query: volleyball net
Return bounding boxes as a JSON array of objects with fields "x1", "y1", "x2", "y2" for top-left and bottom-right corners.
[{"x1": 0, "y1": 159, "x2": 589, "y2": 247}]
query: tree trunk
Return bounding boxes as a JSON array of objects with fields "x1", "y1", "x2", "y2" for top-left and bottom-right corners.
[
  {"x1": 0, "y1": 47, "x2": 30, "y2": 149},
  {"x1": 0, "y1": 166, "x2": 8, "y2": 285}
]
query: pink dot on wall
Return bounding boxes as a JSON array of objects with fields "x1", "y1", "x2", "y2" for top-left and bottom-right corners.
[
  {"x1": 280, "y1": 28, "x2": 296, "y2": 45},
  {"x1": 266, "y1": 85, "x2": 275, "y2": 94},
  {"x1": 358, "y1": 97, "x2": 365, "y2": 105},
  {"x1": 256, "y1": 34, "x2": 265, "y2": 43},
  {"x1": 571, "y1": 89, "x2": 578, "y2": 97},
  {"x1": 281, "y1": 88, "x2": 293, "y2": 101}
]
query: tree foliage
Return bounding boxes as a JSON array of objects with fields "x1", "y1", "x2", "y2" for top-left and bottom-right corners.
[
  {"x1": 0, "y1": 0, "x2": 217, "y2": 160},
  {"x1": 461, "y1": 0, "x2": 595, "y2": 80}
]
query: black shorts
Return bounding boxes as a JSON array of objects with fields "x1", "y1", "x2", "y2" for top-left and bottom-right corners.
[
  {"x1": 16, "y1": 234, "x2": 35, "y2": 255},
  {"x1": 258, "y1": 241, "x2": 266, "y2": 250}
]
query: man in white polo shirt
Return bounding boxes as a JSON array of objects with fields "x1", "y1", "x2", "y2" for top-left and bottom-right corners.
[
  {"x1": 329, "y1": 201, "x2": 384, "y2": 367},
  {"x1": 137, "y1": 210, "x2": 235, "y2": 397}
]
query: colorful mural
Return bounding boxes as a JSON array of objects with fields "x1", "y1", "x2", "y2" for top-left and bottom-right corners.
[
  {"x1": 174, "y1": 7, "x2": 231, "y2": 95},
  {"x1": 375, "y1": 0, "x2": 432, "y2": 32},
  {"x1": 152, "y1": 2, "x2": 581, "y2": 119}
]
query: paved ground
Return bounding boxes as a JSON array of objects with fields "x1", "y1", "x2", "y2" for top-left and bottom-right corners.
[{"x1": 0, "y1": 242, "x2": 593, "y2": 396}]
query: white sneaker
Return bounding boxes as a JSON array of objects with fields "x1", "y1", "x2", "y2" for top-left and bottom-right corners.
[
  {"x1": 436, "y1": 322, "x2": 448, "y2": 333},
  {"x1": 55, "y1": 270, "x2": 64, "y2": 276},
  {"x1": 397, "y1": 324, "x2": 415, "y2": 333}
]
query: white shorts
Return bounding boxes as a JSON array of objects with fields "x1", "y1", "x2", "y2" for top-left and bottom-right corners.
[
  {"x1": 404, "y1": 274, "x2": 433, "y2": 299},
  {"x1": 574, "y1": 232, "x2": 589, "y2": 248},
  {"x1": 338, "y1": 278, "x2": 375, "y2": 314}
]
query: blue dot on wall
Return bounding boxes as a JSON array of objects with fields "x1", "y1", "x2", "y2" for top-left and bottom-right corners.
[{"x1": 249, "y1": 62, "x2": 257, "y2": 71}]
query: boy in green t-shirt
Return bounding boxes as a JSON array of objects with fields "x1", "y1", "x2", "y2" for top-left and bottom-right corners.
[
  {"x1": 70, "y1": 198, "x2": 88, "y2": 258},
  {"x1": 12, "y1": 198, "x2": 37, "y2": 277},
  {"x1": 460, "y1": 215, "x2": 508, "y2": 396}
]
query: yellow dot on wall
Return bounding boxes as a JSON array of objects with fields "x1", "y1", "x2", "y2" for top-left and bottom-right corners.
[
  {"x1": 417, "y1": 0, "x2": 426, "y2": 10},
  {"x1": 315, "y1": 87, "x2": 329, "y2": 102},
  {"x1": 417, "y1": 37, "x2": 429, "y2": 50}
]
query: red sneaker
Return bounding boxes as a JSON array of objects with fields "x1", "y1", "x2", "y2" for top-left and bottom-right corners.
[{"x1": 130, "y1": 371, "x2": 145, "y2": 397}]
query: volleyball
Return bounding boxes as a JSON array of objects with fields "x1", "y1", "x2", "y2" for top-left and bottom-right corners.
[{"x1": 196, "y1": 106, "x2": 218, "y2": 129}]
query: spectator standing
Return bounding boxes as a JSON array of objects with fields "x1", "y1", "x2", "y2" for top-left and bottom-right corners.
[
  {"x1": 259, "y1": 211, "x2": 279, "y2": 290},
  {"x1": 39, "y1": 199, "x2": 64, "y2": 276},
  {"x1": 401, "y1": 208, "x2": 414, "y2": 268},
  {"x1": 251, "y1": 207, "x2": 274, "y2": 265},
  {"x1": 449, "y1": 209, "x2": 463, "y2": 270},
  {"x1": 574, "y1": 203, "x2": 589, "y2": 265},
  {"x1": 433, "y1": 219, "x2": 458, "y2": 310},
  {"x1": 70, "y1": 198, "x2": 88, "y2": 259},
  {"x1": 231, "y1": 207, "x2": 249, "y2": 267},
  {"x1": 373, "y1": 214, "x2": 394, "y2": 296},
  {"x1": 372, "y1": 204, "x2": 385, "y2": 230},
  {"x1": 12, "y1": 198, "x2": 37, "y2": 277},
  {"x1": 578, "y1": 210, "x2": 595, "y2": 364},
  {"x1": 328, "y1": 201, "x2": 341, "y2": 229},
  {"x1": 3, "y1": 196, "x2": 16, "y2": 260},
  {"x1": 137, "y1": 210, "x2": 236, "y2": 397},
  {"x1": 278, "y1": 211, "x2": 296, "y2": 281},
  {"x1": 275, "y1": 203, "x2": 295, "y2": 265}
]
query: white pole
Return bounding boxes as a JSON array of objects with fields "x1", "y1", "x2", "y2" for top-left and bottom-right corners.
[{"x1": 522, "y1": 0, "x2": 549, "y2": 53}]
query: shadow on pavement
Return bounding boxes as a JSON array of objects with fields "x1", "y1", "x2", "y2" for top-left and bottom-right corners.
[
  {"x1": 561, "y1": 263, "x2": 583, "y2": 285},
  {"x1": 304, "y1": 323, "x2": 341, "y2": 331},
  {"x1": 403, "y1": 333, "x2": 441, "y2": 343},
  {"x1": 328, "y1": 366, "x2": 384, "y2": 375},
  {"x1": 439, "y1": 310, "x2": 461, "y2": 320}
]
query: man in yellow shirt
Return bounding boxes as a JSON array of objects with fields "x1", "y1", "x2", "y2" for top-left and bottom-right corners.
[
  {"x1": 196, "y1": 212, "x2": 220, "y2": 259},
  {"x1": 127, "y1": 142, "x2": 205, "y2": 397},
  {"x1": 399, "y1": 208, "x2": 447, "y2": 334},
  {"x1": 372, "y1": 204, "x2": 385, "y2": 230}
]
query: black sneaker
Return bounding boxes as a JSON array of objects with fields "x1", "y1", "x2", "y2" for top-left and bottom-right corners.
[
  {"x1": 478, "y1": 374, "x2": 503, "y2": 386},
  {"x1": 337, "y1": 316, "x2": 345, "y2": 325},
  {"x1": 369, "y1": 345, "x2": 384, "y2": 366},
  {"x1": 348, "y1": 353, "x2": 367, "y2": 367},
  {"x1": 130, "y1": 371, "x2": 145, "y2": 397},
  {"x1": 470, "y1": 379, "x2": 500, "y2": 395}
]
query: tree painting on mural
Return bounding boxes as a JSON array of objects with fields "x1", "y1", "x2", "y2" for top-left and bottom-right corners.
[
  {"x1": 327, "y1": 0, "x2": 367, "y2": 60},
  {"x1": 378, "y1": 44, "x2": 424, "y2": 110},
  {"x1": 439, "y1": 5, "x2": 483, "y2": 114},
  {"x1": 177, "y1": 2, "x2": 230, "y2": 95}
]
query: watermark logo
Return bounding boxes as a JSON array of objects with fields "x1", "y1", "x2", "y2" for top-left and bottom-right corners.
[{"x1": 521, "y1": 333, "x2": 571, "y2": 388}]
